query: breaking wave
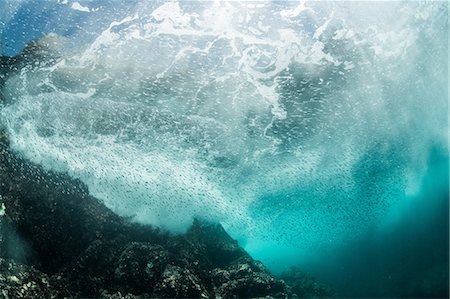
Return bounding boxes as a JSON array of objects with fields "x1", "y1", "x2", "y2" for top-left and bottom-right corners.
[{"x1": 1, "y1": 1, "x2": 448, "y2": 264}]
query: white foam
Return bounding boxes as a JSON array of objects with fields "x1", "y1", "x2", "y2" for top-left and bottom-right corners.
[{"x1": 71, "y1": 2, "x2": 90, "y2": 13}]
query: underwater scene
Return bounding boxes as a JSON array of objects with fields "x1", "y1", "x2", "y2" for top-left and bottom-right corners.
[{"x1": 0, "y1": 1, "x2": 448, "y2": 298}]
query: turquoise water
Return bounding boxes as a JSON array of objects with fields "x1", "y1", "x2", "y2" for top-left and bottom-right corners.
[
  {"x1": 296, "y1": 147, "x2": 449, "y2": 297},
  {"x1": 1, "y1": 1, "x2": 448, "y2": 297}
]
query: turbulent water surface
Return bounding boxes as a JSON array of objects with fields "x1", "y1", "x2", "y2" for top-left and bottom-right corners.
[{"x1": 0, "y1": 1, "x2": 448, "y2": 297}]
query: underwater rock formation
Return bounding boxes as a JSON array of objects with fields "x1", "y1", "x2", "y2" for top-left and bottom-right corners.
[
  {"x1": 0, "y1": 258, "x2": 55, "y2": 298},
  {"x1": 279, "y1": 267, "x2": 332, "y2": 299},
  {"x1": 0, "y1": 129, "x2": 328, "y2": 298}
]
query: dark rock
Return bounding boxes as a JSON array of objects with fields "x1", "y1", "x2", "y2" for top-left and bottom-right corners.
[
  {"x1": 154, "y1": 265, "x2": 209, "y2": 298},
  {"x1": 0, "y1": 258, "x2": 55, "y2": 299},
  {"x1": 185, "y1": 219, "x2": 247, "y2": 268},
  {"x1": 114, "y1": 243, "x2": 169, "y2": 292},
  {"x1": 212, "y1": 257, "x2": 289, "y2": 298},
  {"x1": 279, "y1": 267, "x2": 333, "y2": 299},
  {"x1": 98, "y1": 290, "x2": 139, "y2": 299},
  {"x1": 52, "y1": 239, "x2": 124, "y2": 298}
]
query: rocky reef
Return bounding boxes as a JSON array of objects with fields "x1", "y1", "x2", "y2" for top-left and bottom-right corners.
[{"x1": 0, "y1": 126, "x2": 331, "y2": 298}]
